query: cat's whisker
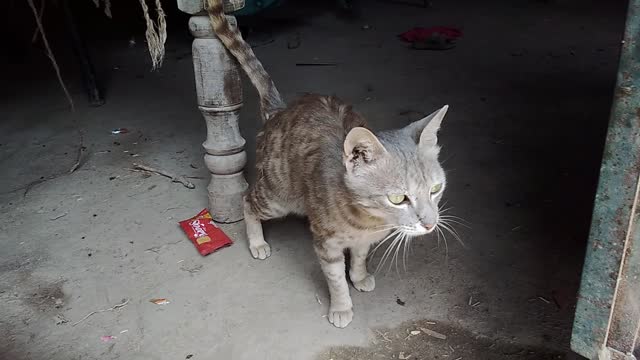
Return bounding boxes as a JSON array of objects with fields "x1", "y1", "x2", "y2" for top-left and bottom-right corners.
[
  {"x1": 369, "y1": 226, "x2": 398, "y2": 234},
  {"x1": 375, "y1": 232, "x2": 403, "y2": 274},
  {"x1": 368, "y1": 228, "x2": 400, "y2": 259},
  {"x1": 438, "y1": 205, "x2": 460, "y2": 215},
  {"x1": 381, "y1": 230, "x2": 408, "y2": 275},
  {"x1": 402, "y1": 234, "x2": 412, "y2": 272},
  {"x1": 376, "y1": 237, "x2": 400, "y2": 274},
  {"x1": 370, "y1": 224, "x2": 398, "y2": 231},
  {"x1": 385, "y1": 233, "x2": 402, "y2": 276},
  {"x1": 438, "y1": 222, "x2": 464, "y2": 256},
  {"x1": 440, "y1": 215, "x2": 471, "y2": 229},
  {"x1": 439, "y1": 221, "x2": 465, "y2": 247},
  {"x1": 440, "y1": 220, "x2": 462, "y2": 236},
  {"x1": 435, "y1": 225, "x2": 449, "y2": 260},
  {"x1": 392, "y1": 233, "x2": 406, "y2": 275},
  {"x1": 439, "y1": 212, "x2": 469, "y2": 223},
  {"x1": 439, "y1": 220, "x2": 460, "y2": 237},
  {"x1": 439, "y1": 213, "x2": 465, "y2": 220}
]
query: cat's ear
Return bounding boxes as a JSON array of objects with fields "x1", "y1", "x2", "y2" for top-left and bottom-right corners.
[
  {"x1": 343, "y1": 127, "x2": 387, "y2": 171},
  {"x1": 402, "y1": 105, "x2": 449, "y2": 147}
]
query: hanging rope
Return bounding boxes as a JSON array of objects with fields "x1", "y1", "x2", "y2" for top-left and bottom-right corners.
[
  {"x1": 138, "y1": 0, "x2": 167, "y2": 70},
  {"x1": 27, "y1": 0, "x2": 75, "y2": 110},
  {"x1": 92, "y1": 0, "x2": 166, "y2": 69}
]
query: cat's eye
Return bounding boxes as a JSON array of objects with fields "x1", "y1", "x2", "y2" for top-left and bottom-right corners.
[
  {"x1": 430, "y1": 183, "x2": 443, "y2": 195},
  {"x1": 387, "y1": 194, "x2": 407, "y2": 205}
]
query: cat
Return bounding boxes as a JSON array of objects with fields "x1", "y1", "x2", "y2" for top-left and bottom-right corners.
[{"x1": 206, "y1": 0, "x2": 449, "y2": 328}]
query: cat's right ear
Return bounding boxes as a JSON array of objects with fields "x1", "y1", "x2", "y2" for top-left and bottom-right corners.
[
  {"x1": 343, "y1": 127, "x2": 387, "y2": 172},
  {"x1": 402, "y1": 105, "x2": 449, "y2": 145}
]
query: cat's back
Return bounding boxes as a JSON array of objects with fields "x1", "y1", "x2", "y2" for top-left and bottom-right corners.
[
  {"x1": 261, "y1": 94, "x2": 364, "y2": 141},
  {"x1": 255, "y1": 94, "x2": 366, "y2": 204}
]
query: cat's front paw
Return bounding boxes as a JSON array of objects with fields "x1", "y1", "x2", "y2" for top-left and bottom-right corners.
[
  {"x1": 328, "y1": 307, "x2": 353, "y2": 328},
  {"x1": 249, "y1": 242, "x2": 271, "y2": 260},
  {"x1": 352, "y1": 274, "x2": 375, "y2": 292}
]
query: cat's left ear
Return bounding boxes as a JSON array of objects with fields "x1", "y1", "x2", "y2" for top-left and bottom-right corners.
[
  {"x1": 343, "y1": 127, "x2": 387, "y2": 172},
  {"x1": 402, "y1": 105, "x2": 449, "y2": 148}
]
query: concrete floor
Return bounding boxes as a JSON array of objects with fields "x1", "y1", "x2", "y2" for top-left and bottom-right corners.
[{"x1": 0, "y1": 0, "x2": 627, "y2": 359}]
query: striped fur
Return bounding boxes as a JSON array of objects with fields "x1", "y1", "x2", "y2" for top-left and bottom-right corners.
[{"x1": 205, "y1": 0, "x2": 285, "y2": 122}]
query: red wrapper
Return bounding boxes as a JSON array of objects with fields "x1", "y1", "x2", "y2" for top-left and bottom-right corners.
[{"x1": 179, "y1": 209, "x2": 232, "y2": 256}]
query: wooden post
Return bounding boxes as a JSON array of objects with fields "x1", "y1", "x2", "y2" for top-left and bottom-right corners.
[{"x1": 178, "y1": 0, "x2": 247, "y2": 223}]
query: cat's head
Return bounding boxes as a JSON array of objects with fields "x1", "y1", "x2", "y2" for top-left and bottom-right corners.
[{"x1": 343, "y1": 106, "x2": 448, "y2": 237}]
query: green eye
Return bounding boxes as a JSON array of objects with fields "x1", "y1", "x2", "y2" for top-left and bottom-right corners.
[
  {"x1": 388, "y1": 194, "x2": 407, "y2": 205},
  {"x1": 430, "y1": 183, "x2": 443, "y2": 194}
]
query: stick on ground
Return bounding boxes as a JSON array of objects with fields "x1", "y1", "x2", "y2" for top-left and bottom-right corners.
[
  {"x1": 72, "y1": 299, "x2": 130, "y2": 326},
  {"x1": 132, "y1": 163, "x2": 195, "y2": 189}
]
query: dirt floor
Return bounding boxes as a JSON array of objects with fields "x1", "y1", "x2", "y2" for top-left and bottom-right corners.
[{"x1": 0, "y1": 0, "x2": 628, "y2": 359}]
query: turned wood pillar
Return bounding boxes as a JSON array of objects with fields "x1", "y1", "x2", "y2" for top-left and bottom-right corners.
[{"x1": 178, "y1": 0, "x2": 247, "y2": 223}]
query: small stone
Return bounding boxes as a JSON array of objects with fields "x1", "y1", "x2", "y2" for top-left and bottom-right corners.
[{"x1": 54, "y1": 314, "x2": 68, "y2": 325}]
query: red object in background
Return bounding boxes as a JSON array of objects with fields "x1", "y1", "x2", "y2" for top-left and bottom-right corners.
[
  {"x1": 398, "y1": 27, "x2": 463, "y2": 43},
  {"x1": 179, "y1": 209, "x2": 232, "y2": 256}
]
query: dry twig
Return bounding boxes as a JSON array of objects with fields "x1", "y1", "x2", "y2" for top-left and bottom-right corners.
[
  {"x1": 420, "y1": 327, "x2": 447, "y2": 340},
  {"x1": 132, "y1": 163, "x2": 195, "y2": 189},
  {"x1": 72, "y1": 299, "x2": 130, "y2": 326}
]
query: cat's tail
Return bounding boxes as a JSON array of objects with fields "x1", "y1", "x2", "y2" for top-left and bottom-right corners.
[{"x1": 205, "y1": 0, "x2": 285, "y2": 123}]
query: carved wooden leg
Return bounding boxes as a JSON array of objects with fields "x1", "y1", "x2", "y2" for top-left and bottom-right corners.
[{"x1": 188, "y1": 15, "x2": 247, "y2": 223}]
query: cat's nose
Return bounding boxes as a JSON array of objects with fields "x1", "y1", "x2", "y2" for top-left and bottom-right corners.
[{"x1": 421, "y1": 222, "x2": 435, "y2": 231}]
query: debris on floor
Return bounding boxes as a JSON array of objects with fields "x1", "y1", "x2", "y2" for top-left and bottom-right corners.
[
  {"x1": 54, "y1": 314, "x2": 68, "y2": 325},
  {"x1": 132, "y1": 163, "x2": 195, "y2": 189},
  {"x1": 150, "y1": 298, "x2": 170, "y2": 305},
  {"x1": 287, "y1": 32, "x2": 301, "y2": 49},
  {"x1": 320, "y1": 319, "x2": 565, "y2": 359},
  {"x1": 398, "y1": 27, "x2": 462, "y2": 50},
  {"x1": 295, "y1": 62, "x2": 338, "y2": 67},
  {"x1": 179, "y1": 209, "x2": 233, "y2": 256},
  {"x1": 396, "y1": 297, "x2": 406, "y2": 306},
  {"x1": 49, "y1": 212, "x2": 68, "y2": 221},
  {"x1": 537, "y1": 296, "x2": 551, "y2": 304},
  {"x1": 72, "y1": 299, "x2": 130, "y2": 326},
  {"x1": 100, "y1": 335, "x2": 116, "y2": 342},
  {"x1": 111, "y1": 128, "x2": 129, "y2": 134},
  {"x1": 420, "y1": 327, "x2": 447, "y2": 340}
]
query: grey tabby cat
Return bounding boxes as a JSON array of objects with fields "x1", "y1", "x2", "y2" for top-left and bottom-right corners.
[{"x1": 206, "y1": 0, "x2": 449, "y2": 328}]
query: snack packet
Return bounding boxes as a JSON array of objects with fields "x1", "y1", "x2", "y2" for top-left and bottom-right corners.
[{"x1": 179, "y1": 209, "x2": 232, "y2": 256}]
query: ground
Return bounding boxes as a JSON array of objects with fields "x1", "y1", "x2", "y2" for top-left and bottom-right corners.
[{"x1": 0, "y1": 0, "x2": 627, "y2": 359}]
